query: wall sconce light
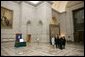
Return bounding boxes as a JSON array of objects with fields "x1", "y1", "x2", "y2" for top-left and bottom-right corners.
[
  {"x1": 27, "y1": 20, "x2": 31, "y2": 25},
  {"x1": 39, "y1": 20, "x2": 43, "y2": 25}
]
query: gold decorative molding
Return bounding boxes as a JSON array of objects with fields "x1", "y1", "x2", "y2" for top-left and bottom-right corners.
[{"x1": 66, "y1": 1, "x2": 83, "y2": 8}]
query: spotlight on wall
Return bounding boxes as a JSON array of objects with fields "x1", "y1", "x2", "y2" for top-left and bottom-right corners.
[{"x1": 61, "y1": 34, "x2": 65, "y2": 37}]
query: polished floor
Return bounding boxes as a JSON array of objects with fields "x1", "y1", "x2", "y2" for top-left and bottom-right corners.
[{"x1": 1, "y1": 42, "x2": 84, "y2": 56}]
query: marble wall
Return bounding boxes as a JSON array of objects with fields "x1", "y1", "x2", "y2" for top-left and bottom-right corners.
[
  {"x1": 1, "y1": 1, "x2": 52, "y2": 43},
  {"x1": 51, "y1": 1, "x2": 84, "y2": 42},
  {"x1": 20, "y1": 2, "x2": 52, "y2": 43},
  {"x1": 1, "y1": 1, "x2": 20, "y2": 41},
  {"x1": 20, "y1": 2, "x2": 35, "y2": 42},
  {"x1": 1, "y1": 1, "x2": 84, "y2": 42},
  {"x1": 36, "y1": 2, "x2": 52, "y2": 43},
  {"x1": 59, "y1": 1, "x2": 84, "y2": 41}
]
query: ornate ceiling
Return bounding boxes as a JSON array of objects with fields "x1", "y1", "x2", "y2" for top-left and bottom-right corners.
[
  {"x1": 28, "y1": 1, "x2": 40, "y2": 4},
  {"x1": 13, "y1": 1, "x2": 83, "y2": 13}
]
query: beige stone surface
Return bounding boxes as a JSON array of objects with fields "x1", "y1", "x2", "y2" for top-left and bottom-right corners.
[{"x1": 1, "y1": 42, "x2": 84, "y2": 56}]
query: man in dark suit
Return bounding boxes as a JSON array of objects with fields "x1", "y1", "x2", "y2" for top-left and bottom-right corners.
[
  {"x1": 59, "y1": 37, "x2": 63, "y2": 50},
  {"x1": 55, "y1": 34, "x2": 60, "y2": 48},
  {"x1": 62, "y1": 36, "x2": 66, "y2": 49},
  {"x1": 59, "y1": 36, "x2": 66, "y2": 50}
]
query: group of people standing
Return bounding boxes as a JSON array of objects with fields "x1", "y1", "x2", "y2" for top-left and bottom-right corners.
[{"x1": 51, "y1": 34, "x2": 66, "y2": 50}]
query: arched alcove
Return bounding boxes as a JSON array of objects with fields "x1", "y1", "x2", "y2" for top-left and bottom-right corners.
[
  {"x1": 26, "y1": 20, "x2": 31, "y2": 42},
  {"x1": 37, "y1": 20, "x2": 43, "y2": 42},
  {"x1": 50, "y1": 17, "x2": 57, "y2": 25}
]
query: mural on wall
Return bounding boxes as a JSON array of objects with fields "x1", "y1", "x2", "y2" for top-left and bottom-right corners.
[{"x1": 1, "y1": 7, "x2": 13, "y2": 29}]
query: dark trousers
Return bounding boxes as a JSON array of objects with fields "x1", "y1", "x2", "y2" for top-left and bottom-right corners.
[
  {"x1": 62, "y1": 45, "x2": 65, "y2": 49},
  {"x1": 55, "y1": 44, "x2": 58, "y2": 48},
  {"x1": 59, "y1": 42, "x2": 63, "y2": 50},
  {"x1": 62, "y1": 44, "x2": 65, "y2": 49},
  {"x1": 59, "y1": 43, "x2": 66, "y2": 49},
  {"x1": 55, "y1": 42, "x2": 59, "y2": 48}
]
